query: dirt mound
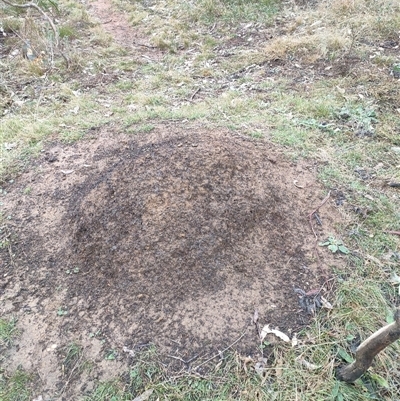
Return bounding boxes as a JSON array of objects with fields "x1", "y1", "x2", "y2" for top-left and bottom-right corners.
[
  {"x1": 67, "y1": 129, "x2": 320, "y2": 346},
  {"x1": 1, "y1": 124, "x2": 341, "y2": 392}
]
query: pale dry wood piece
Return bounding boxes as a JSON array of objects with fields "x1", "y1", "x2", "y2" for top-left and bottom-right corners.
[{"x1": 337, "y1": 308, "x2": 400, "y2": 382}]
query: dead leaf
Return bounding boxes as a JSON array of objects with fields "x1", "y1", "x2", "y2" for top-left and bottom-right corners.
[
  {"x1": 296, "y1": 357, "x2": 321, "y2": 371},
  {"x1": 71, "y1": 105, "x2": 80, "y2": 114},
  {"x1": 293, "y1": 180, "x2": 305, "y2": 189},
  {"x1": 254, "y1": 357, "x2": 269, "y2": 384},
  {"x1": 390, "y1": 272, "x2": 400, "y2": 285},
  {"x1": 260, "y1": 325, "x2": 290, "y2": 342},
  {"x1": 240, "y1": 355, "x2": 254, "y2": 370},
  {"x1": 320, "y1": 296, "x2": 333, "y2": 310},
  {"x1": 336, "y1": 86, "x2": 345, "y2": 94},
  {"x1": 60, "y1": 170, "x2": 74, "y2": 175},
  {"x1": 131, "y1": 389, "x2": 154, "y2": 401},
  {"x1": 123, "y1": 346, "x2": 135, "y2": 357},
  {"x1": 4, "y1": 142, "x2": 17, "y2": 150}
]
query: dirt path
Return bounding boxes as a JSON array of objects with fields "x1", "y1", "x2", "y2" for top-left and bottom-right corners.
[{"x1": 89, "y1": 0, "x2": 162, "y2": 59}]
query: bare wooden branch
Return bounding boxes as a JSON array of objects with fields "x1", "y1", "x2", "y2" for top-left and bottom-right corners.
[
  {"x1": 1, "y1": 0, "x2": 58, "y2": 45},
  {"x1": 337, "y1": 309, "x2": 400, "y2": 382}
]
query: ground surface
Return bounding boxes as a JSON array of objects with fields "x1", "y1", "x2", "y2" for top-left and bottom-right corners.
[
  {"x1": 1, "y1": 0, "x2": 400, "y2": 400},
  {"x1": 1, "y1": 123, "x2": 340, "y2": 396}
]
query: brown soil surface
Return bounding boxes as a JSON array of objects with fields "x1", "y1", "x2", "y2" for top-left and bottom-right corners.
[
  {"x1": 90, "y1": 0, "x2": 163, "y2": 60},
  {"x1": 1, "y1": 123, "x2": 343, "y2": 397}
]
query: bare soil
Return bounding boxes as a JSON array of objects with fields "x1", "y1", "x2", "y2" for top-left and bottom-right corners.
[{"x1": 1, "y1": 123, "x2": 343, "y2": 398}]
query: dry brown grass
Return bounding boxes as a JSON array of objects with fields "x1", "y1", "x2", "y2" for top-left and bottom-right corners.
[{"x1": 264, "y1": 0, "x2": 400, "y2": 61}]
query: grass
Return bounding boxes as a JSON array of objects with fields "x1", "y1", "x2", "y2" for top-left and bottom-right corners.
[
  {"x1": 0, "y1": 369, "x2": 32, "y2": 401},
  {"x1": 0, "y1": 318, "x2": 18, "y2": 348},
  {"x1": 1, "y1": 0, "x2": 400, "y2": 399},
  {"x1": 83, "y1": 347, "x2": 270, "y2": 401}
]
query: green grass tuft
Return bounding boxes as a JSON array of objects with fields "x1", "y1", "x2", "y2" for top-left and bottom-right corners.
[
  {"x1": 0, "y1": 318, "x2": 18, "y2": 348},
  {"x1": 0, "y1": 369, "x2": 32, "y2": 401}
]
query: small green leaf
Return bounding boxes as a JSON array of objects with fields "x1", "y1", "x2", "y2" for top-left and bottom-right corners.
[
  {"x1": 331, "y1": 382, "x2": 339, "y2": 397},
  {"x1": 336, "y1": 392, "x2": 344, "y2": 401},
  {"x1": 328, "y1": 244, "x2": 338, "y2": 253},
  {"x1": 319, "y1": 241, "x2": 330, "y2": 246},
  {"x1": 338, "y1": 245, "x2": 349, "y2": 254},
  {"x1": 337, "y1": 348, "x2": 354, "y2": 363},
  {"x1": 389, "y1": 272, "x2": 400, "y2": 284},
  {"x1": 370, "y1": 373, "x2": 389, "y2": 388},
  {"x1": 57, "y1": 308, "x2": 68, "y2": 316},
  {"x1": 105, "y1": 350, "x2": 116, "y2": 360},
  {"x1": 386, "y1": 312, "x2": 394, "y2": 324}
]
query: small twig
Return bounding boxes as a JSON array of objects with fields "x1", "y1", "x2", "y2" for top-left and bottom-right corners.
[
  {"x1": 193, "y1": 330, "x2": 247, "y2": 370},
  {"x1": 308, "y1": 191, "x2": 331, "y2": 239},
  {"x1": 60, "y1": 50, "x2": 70, "y2": 69},
  {"x1": 169, "y1": 372, "x2": 208, "y2": 380},
  {"x1": 189, "y1": 87, "x2": 201, "y2": 101},
  {"x1": 134, "y1": 42, "x2": 156, "y2": 49},
  {"x1": 1, "y1": 0, "x2": 59, "y2": 46},
  {"x1": 385, "y1": 230, "x2": 400, "y2": 236},
  {"x1": 167, "y1": 355, "x2": 187, "y2": 363},
  {"x1": 308, "y1": 191, "x2": 331, "y2": 265},
  {"x1": 314, "y1": 213, "x2": 322, "y2": 226},
  {"x1": 3, "y1": 227, "x2": 15, "y2": 267},
  {"x1": 167, "y1": 353, "x2": 201, "y2": 365}
]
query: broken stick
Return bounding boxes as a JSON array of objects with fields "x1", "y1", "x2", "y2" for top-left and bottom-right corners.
[{"x1": 337, "y1": 308, "x2": 400, "y2": 382}]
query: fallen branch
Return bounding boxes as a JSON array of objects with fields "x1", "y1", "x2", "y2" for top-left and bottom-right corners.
[
  {"x1": 1, "y1": 0, "x2": 58, "y2": 45},
  {"x1": 337, "y1": 308, "x2": 400, "y2": 382}
]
